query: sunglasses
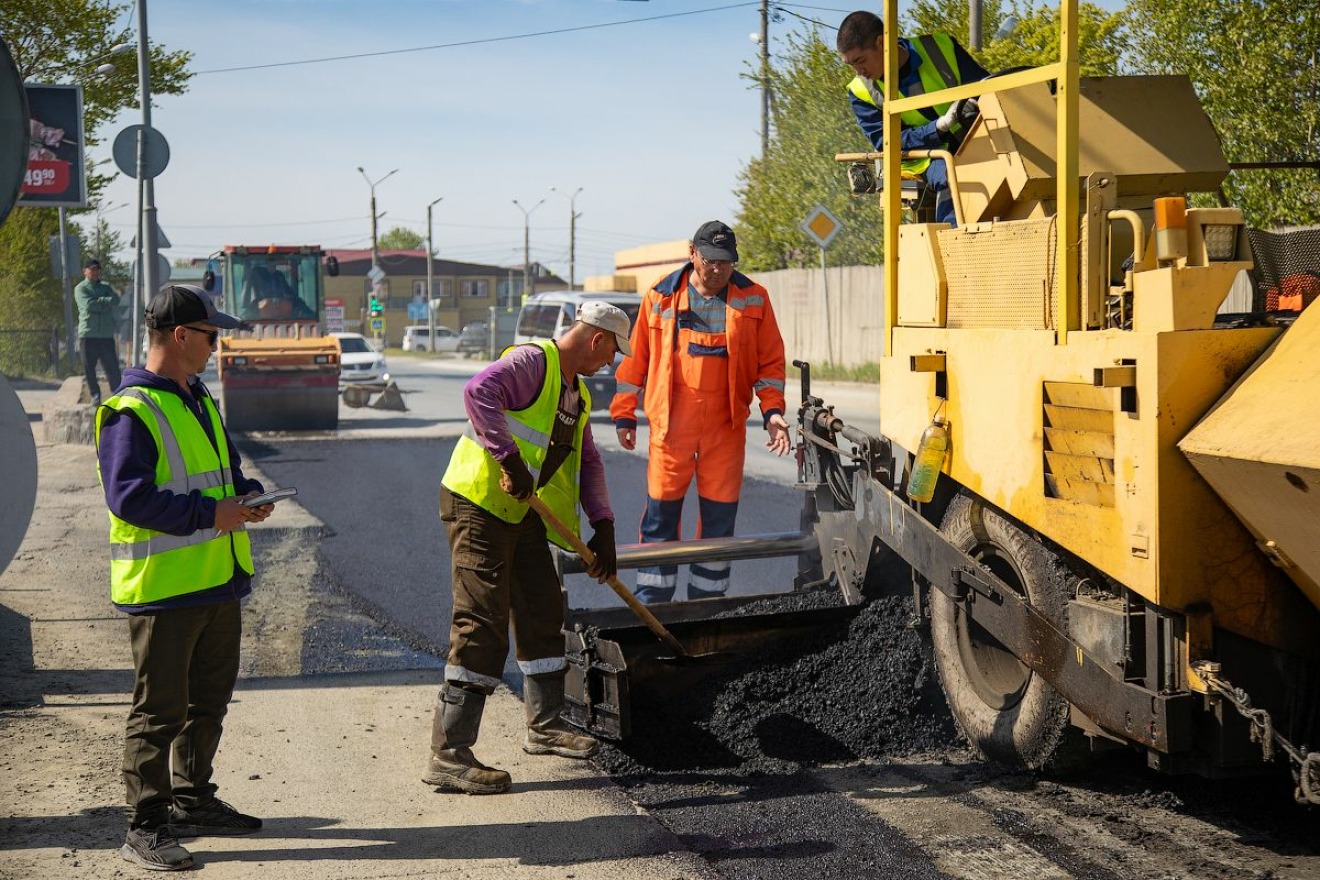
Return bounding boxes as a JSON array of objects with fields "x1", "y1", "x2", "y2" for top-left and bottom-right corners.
[{"x1": 182, "y1": 325, "x2": 220, "y2": 344}]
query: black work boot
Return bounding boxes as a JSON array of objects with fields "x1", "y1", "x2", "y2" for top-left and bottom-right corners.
[
  {"x1": 522, "y1": 671, "x2": 599, "y2": 759},
  {"x1": 421, "y1": 682, "x2": 511, "y2": 795},
  {"x1": 686, "y1": 583, "x2": 727, "y2": 601},
  {"x1": 118, "y1": 824, "x2": 194, "y2": 871}
]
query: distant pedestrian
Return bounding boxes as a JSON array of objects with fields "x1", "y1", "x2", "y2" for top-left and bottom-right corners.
[
  {"x1": 610, "y1": 221, "x2": 790, "y2": 604},
  {"x1": 96, "y1": 285, "x2": 274, "y2": 871},
  {"x1": 74, "y1": 258, "x2": 123, "y2": 405},
  {"x1": 424, "y1": 303, "x2": 630, "y2": 795}
]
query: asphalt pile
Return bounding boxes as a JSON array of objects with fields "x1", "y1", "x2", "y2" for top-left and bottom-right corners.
[{"x1": 595, "y1": 593, "x2": 958, "y2": 780}]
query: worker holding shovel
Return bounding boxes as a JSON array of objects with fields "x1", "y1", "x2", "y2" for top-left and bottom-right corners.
[{"x1": 424, "y1": 302, "x2": 632, "y2": 795}]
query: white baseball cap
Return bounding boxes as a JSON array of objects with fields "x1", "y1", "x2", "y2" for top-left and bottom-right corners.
[{"x1": 576, "y1": 301, "x2": 633, "y2": 356}]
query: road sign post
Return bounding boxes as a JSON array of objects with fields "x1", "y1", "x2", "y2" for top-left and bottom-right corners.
[{"x1": 800, "y1": 205, "x2": 843, "y2": 365}]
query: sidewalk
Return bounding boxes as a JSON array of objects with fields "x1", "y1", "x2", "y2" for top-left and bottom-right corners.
[{"x1": 0, "y1": 398, "x2": 712, "y2": 878}]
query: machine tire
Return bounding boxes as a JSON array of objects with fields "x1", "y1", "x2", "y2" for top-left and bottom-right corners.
[{"x1": 931, "y1": 491, "x2": 1076, "y2": 769}]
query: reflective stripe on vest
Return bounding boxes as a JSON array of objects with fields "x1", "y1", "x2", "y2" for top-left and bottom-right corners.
[
  {"x1": 847, "y1": 32, "x2": 966, "y2": 175},
  {"x1": 441, "y1": 340, "x2": 591, "y2": 551},
  {"x1": 95, "y1": 386, "x2": 253, "y2": 606}
]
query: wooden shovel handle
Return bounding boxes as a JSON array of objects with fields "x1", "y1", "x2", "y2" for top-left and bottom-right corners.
[{"x1": 525, "y1": 495, "x2": 688, "y2": 657}]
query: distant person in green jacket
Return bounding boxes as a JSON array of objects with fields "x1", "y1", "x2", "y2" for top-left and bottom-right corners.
[{"x1": 75, "y1": 259, "x2": 123, "y2": 405}]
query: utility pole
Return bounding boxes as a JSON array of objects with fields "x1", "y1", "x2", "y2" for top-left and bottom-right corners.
[
  {"x1": 133, "y1": 0, "x2": 157, "y2": 367},
  {"x1": 57, "y1": 208, "x2": 75, "y2": 370},
  {"x1": 513, "y1": 197, "x2": 545, "y2": 308},
  {"x1": 760, "y1": 0, "x2": 770, "y2": 157},
  {"x1": 426, "y1": 196, "x2": 442, "y2": 350},
  {"x1": 969, "y1": 0, "x2": 983, "y2": 50},
  {"x1": 551, "y1": 186, "x2": 582, "y2": 290}
]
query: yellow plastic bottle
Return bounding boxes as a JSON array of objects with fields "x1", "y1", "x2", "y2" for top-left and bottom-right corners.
[{"x1": 906, "y1": 414, "x2": 949, "y2": 504}]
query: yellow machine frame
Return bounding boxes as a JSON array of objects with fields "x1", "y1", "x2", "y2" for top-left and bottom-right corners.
[{"x1": 865, "y1": 0, "x2": 1304, "y2": 668}]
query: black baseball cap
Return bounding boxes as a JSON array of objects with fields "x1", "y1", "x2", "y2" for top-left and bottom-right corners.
[
  {"x1": 692, "y1": 220, "x2": 739, "y2": 262},
  {"x1": 146, "y1": 284, "x2": 242, "y2": 330},
  {"x1": 83, "y1": 258, "x2": 101, "y2": 269}
]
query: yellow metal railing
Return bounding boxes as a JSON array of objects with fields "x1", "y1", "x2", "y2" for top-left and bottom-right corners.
[{"x1": 878, "y1": 0, "x2": 1080, "y2": 353}]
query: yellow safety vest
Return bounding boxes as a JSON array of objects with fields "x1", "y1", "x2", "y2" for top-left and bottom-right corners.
[
  {"x1": 847, "y1": 32, "x2": 967, "y2": 175},
  {"x1": 441, "y1": 340, "x2": 591, "y2": 551},
  {"x1": 95, "y1": 386, "x2": 254, "y2": 607}
]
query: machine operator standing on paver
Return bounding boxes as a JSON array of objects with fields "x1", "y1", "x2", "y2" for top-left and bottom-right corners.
[{"x1": 424, "y1": 302, "x2": 632, "y2": 795}]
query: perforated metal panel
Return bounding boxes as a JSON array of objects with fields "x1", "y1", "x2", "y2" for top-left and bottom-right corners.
[
  {"x1": 939, "y1": 218, "x2": 1059, "y2": 329},
  {"x1": 1248, "y1": 226, "x2": 1320, "y2": 312}
]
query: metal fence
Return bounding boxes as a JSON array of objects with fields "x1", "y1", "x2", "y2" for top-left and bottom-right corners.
[
  {"x1": 759, "y1": 266, "x2": 887, "y2": 369},
  {"x1": 0, "y1": 327, "x2": 60, "y2": 377}
]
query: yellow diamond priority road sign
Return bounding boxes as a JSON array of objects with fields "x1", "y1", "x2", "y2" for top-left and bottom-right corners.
[{"x1": 800, "y1": 204, "x2": 842, "y2": 249}]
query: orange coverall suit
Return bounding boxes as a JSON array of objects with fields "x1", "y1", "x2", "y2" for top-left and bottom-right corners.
[{"x1": 610, "y1": 264, "x2": 787, "y2": 602}]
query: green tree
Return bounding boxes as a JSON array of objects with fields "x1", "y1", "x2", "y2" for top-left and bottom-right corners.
[
  {"x1": 1125, "y1": 0, "x2": 1320, "y2": 227},
  {"x1": 378, "y1": 226, "x2": 426, "y2": 250},
  {"x1": 907, "y1": 0, "x2": 1126, "y2": 77},
  {"x1": 734, "y1": 4, "x2": 1125, "y2": 272},
  {"x1": 0, "y1": 0, "x2": 192, "y2": 371},
  {"x1": 734, "y1": 29, "x2": 880, "y2": 272}
]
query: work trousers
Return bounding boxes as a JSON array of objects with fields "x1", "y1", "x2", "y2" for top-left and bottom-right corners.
[
  {"x1": 440, "y1": 487, "x2": 567, "y2": 692},
  {"x1": 636, "y1": 385, "x2": 744, "y2": 602},
  {"x1": 123, "y1": 600, "x2": 241, "y2": 828},
  {"x1": 924, "y1": 159, "x2": 956, "y2": 226},
  {"x1": 82, "y1": 336, "x2": 121, "y2": 403}
]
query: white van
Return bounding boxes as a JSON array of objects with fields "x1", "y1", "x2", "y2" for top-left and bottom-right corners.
[
  {"x1": 515, "y1": 290, "x2": 643, "y2": 407},
  {"x1": 401, "y1": 324, "x2": 459, "y2": 353}
]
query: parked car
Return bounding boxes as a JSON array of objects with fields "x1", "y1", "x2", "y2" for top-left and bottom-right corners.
[
  {"x1": 514, "y1": 290, "x2": 642, "y2": 408},
  {"x1": 331, "y1": 332, "x2": 387, "y2": 383},
  {"x1": 457, "y1": 321, "x2": 489, "y2": 356},
  {"x1": 402, "y1": 324, "x2": 460, "y2": 353}
]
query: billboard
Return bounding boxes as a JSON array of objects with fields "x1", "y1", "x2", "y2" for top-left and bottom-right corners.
[{"x1": 20, "y1": 83, "x2": 86, "y2": 208}]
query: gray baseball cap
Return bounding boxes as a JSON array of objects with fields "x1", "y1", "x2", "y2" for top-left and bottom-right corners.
[{"x1": 576, "y1": 300, "x2": 633, "y2": 356}]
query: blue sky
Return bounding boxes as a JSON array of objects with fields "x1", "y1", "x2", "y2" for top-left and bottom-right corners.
[{"x1": 92, "y1": 0, "x2": 1122, "y2": 281}]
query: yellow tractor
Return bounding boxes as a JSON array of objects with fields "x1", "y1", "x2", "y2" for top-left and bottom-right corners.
[{"x1": 206, "y1": 245, "x2": 341, "y2": 432}]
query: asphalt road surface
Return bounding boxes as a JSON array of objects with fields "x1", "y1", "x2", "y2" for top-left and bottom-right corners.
[
  {"x1": 230, "y1": 355, "x2": 1319, "y2": 880},
  {"x1": 242, "y1": 355, "x2": 810, "y2": 679}
]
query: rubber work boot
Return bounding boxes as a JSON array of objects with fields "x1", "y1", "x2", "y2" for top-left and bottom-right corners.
[
  {"x1": 633, "y1": 584, "x2": 676, "y2": 605},
  {"x1": 421, "y1": 682, "x2": 511, "y2": 795},
  {"x1": 522, "y1": 671, "x2": 599, "y2": 759}
]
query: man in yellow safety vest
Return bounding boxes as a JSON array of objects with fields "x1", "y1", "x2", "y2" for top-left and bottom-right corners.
[{"x1": 837, "y1": 10, "x2": 989, "y2": 225}]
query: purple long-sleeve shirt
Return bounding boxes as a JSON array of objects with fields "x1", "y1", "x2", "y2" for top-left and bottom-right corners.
[
  {"x1": 96, "y1": 367, "x2": 263, "y2": 613},
  {"x1": 464, "y1": 344, "x2": 612, "y2": 525}
]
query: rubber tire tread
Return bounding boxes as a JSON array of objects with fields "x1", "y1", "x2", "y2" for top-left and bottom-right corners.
[{"x1": 931, "y1": 491, "x2": 1075, "y2": 770}]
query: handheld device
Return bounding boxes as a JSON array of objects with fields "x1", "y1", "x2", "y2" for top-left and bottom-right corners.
[{"x1": 241, "y1": 487, "x2": 298, "y2": 508}]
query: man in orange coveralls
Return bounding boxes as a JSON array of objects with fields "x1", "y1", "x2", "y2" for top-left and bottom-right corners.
[{"x1": 611, "y1": 220, "x2": 791, "y2": 603}]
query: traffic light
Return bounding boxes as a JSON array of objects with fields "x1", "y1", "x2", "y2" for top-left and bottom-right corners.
[{"x1": 369, "y1": 295, "x2": 382, "y2": 317}]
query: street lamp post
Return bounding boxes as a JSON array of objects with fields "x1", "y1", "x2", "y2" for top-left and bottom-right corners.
[
  {"x1": 356, "y1": 166, "x2": 398, "y2": 269},
  {"x1": 426, "y1": 196, "x2": 442, "y2": 350},
  {"x1": 512, "y1": 197, "x2": 545, "y2": 308},
  {"x1": 357, "y1": 167, "x2": 397, "y2": 346},
  {"x1": 551, "y1": 186, "x2": 583, "y2": 290}
]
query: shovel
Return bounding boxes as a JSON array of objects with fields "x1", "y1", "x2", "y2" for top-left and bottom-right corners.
[{"x1": 525, "y1": 495, "x2": 696, "y2": 661}]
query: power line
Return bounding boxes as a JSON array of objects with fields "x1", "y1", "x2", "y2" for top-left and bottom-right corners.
[{"x1": 196, "y1": 3, "x2": 760, "y2": 75}]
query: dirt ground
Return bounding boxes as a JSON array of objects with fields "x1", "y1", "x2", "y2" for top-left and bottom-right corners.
[{"x1": 3, "y1": 433, "x2": 1317, "y2": 880}]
